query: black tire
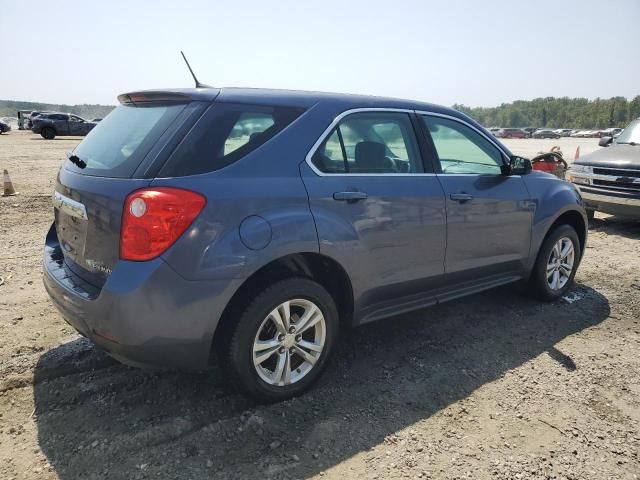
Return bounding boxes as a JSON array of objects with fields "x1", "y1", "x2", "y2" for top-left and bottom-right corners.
[
  {"x1": 42, "y1": 127, "x2": 55, "y2": 140},
  {"x1": 586, "y1": 209, "x2": 595, "y2": 222},
  {"x1": 222, "y1": 278, "x2": 339, "y2": 403},
  {"x1": 529, "y1": 224, "x2": 581, "y2": 301}
]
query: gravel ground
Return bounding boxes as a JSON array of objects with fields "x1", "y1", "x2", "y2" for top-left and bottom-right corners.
[{"x1": 1, "y1": 131, "x2": 639, "y2": 480}]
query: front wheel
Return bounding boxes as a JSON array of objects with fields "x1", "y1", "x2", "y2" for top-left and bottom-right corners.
[
  {"x1": 586, "y1": 209, "x2": 595, "y2": 222},
  {"x1": 223, "y1": 278, "x2": 339, "y2": 403},
  {"x1": 529, "y1": 224, "x2": 581, "y2": 301}
]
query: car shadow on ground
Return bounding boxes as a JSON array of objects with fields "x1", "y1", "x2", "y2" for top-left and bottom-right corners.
[
  {"x1": 589, "y1": 215, "x2": 640, "y2": 240},
  {"x1": 33, "y1": 283, "x2": 609, "y2": 479}
]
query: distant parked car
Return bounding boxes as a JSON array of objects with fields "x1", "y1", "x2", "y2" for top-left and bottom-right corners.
[
  {"x1": 496, "y1": 128, "x2": 529, "y2": 138},
  {"x1": 554, "y1": 129, "x2": 573, "y2": 137},
  {"x1": 0, "y1": 120, "x2": 11, "y2": 134},
  {"x1": 488, "y1": 127, "x2": 501, "y2": 136},
  {"x1": 599, "y1": 128, "x2": 623, "y2": 138},
  {"x1": 523, "y1": 127, "x2": 537, "y2": 136},
  {"x1": 571, "y1": 130, "x2": 598, "y2": 138},
  {"x1": 31, "y1": 113, "x2": 97, "y2": 139},
  {"x1": 532, "y1": 129, "x2": 560, "y2": 139}
]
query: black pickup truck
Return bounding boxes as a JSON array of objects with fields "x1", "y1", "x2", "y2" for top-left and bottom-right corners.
[{"x1": 31, "y1": 113, "x2": 97, "y2": 139}]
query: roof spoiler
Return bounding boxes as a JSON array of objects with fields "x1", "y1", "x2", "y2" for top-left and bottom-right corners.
[{"x1": 117, "y1": 91, "x2": 192, "y2": 105}]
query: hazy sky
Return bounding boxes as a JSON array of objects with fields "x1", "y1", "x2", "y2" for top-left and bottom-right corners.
[{"x1": 1, "y1": 0, "x2": 638, "y2": 107}]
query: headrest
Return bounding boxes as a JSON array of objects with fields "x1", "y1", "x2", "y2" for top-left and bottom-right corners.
[
  {"x1": 355, "y1": 141, "x2": 385, "y2": 162},
  {"x1": 354, "y1": 141, "x2": 391, "y2": 172}
]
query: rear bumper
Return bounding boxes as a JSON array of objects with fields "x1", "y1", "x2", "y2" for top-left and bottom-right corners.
[{"x1": 42, "y1": 231, "x2": 242, "y2": 370}]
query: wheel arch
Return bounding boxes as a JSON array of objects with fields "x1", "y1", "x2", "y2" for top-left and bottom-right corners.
[
  {"x1": 545, "y1": 209, "x2": 587, "y2": 257},
  {"x1": 42, "y1": 125, "x2": 57, "y2": 138},
  {"x1": 211, "y1": 252, "x2": 354, "y2": 363}
]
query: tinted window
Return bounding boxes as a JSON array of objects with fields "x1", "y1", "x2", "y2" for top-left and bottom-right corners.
[
  {"x1": 160, "y1": 103, "x2": 304, "y2": 177},
  {"x1": 224, "y1": 113, "x2": 274, "y2": 155},
  {"x1": 422, "y1": 116, "x2": 504, "y2": 174},
  {"x1": 50, "y1": 114, "x2": 67, "y2": 120},
  {"x1": 311, "y1": 112, "x2": 422, "y2": 174},
  {"x1": 71, "y1": 103, "x2": 186, "y2": 178}
]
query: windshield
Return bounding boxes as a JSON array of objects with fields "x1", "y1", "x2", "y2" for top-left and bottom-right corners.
[
  {"x1": 616, "y1": 119, "x2": 640, "y2": 144},
  {"x1": 70, "y1": 103, "x2": 186, "y2": 177}
]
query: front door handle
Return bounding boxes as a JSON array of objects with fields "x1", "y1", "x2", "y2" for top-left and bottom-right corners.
[
  {"x1": 450, "y1": 193, "x2": 474, "y2": 202},
  {"x1": 333, "y1": 191, "x2": 368, "y2": 202}
]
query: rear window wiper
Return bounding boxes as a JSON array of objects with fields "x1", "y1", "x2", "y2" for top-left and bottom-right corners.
[{"x1": 65, "y1": 150, "x2": 87, "y2": 169}]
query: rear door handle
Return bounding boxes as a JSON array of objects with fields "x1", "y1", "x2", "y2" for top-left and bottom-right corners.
[
  {"x1": 450, "y1": 193, "x2": 474, "y2": 202},
  {"x1": 333, "y1": 191, "x2": 368, "y2": 202}
]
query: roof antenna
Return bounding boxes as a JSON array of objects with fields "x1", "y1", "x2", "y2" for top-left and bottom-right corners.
[{"x1": 180, "y1": 51, "x2": 212, "y2": 88}]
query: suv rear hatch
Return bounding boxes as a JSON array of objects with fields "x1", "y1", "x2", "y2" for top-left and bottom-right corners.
[{"x1": 51, "y1": 91, "x2": 214, "y2": 288}]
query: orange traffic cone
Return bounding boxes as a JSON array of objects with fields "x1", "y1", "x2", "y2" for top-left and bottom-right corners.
[
  {"x1": 574, "y1": 146, "x2": 580, "y2": 161},
  {"x1": 3, "y1": 169, "x2": 18, "y2": 196}
]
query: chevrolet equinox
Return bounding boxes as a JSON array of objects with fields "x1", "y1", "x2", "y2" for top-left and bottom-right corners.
[{"x1": 43, "y1": 87, "x2": 588, "y2": 402}]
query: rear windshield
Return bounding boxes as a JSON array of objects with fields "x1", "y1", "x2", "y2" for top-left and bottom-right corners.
[
  {"x1": 69, "y1": 103, "x2": 187, "y2": 177},
  {"x1": 158, "y1": 103, "x2": 304, "y2": 177}
]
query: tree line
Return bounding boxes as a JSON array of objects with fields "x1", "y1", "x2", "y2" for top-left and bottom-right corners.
[{"x1": 453, "y1": 96, "x2": 640, "y2": 129}]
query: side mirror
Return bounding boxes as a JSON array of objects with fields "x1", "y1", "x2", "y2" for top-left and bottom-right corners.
[
  {"x1": 598, "y1": 136, "x2": 613, "y2": 147},
  {"x1": 503, "y1": 156, "x2": 532, "y2": 175}
]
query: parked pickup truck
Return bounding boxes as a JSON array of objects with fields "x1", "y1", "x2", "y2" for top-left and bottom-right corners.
[
  {"x1": 31, "y1": 113, "x2": 97, "y2": 139},
  {"x1": 568, "y1": 118, "x2": 640, "y2": 219}
]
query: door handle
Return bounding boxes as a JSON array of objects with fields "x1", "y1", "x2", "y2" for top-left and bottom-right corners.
[
  {"x1": 333, "y1": 191, "x2": 368, "y2": 202},
  {"x1": 450, "y1": 193, "x2": 474, "y2": 202}
]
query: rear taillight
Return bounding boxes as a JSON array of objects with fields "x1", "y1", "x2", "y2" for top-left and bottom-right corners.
[{"x1": 120, "y1": 188, "x2": 206, "y2": 261}]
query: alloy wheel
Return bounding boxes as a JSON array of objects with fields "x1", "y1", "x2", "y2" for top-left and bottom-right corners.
[
  {"x1": 546, "y1": 237, "x2": 575, "y2": 290},
  {"x1": 252, "y1": 299, "x2": 326, "y2": 386}
]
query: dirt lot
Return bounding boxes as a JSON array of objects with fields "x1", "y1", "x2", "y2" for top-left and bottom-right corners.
[{"x1": 1, "y1": 131, "x2": 639, "y2": 480}]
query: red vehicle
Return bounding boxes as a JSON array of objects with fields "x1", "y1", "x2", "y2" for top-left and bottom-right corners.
[{"x1": 496, "y1": 128, "x2": 529, "y2": 139}]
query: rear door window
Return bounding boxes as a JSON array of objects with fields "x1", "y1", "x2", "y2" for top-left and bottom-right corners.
[
  {"x1": 70, "y1": 103, "x2": 187, "y2": 178},
  {"x1": 159, "y1": 103, "x2": 304, "y2": 177},
  {"x1": 311, "y1": 111, "x2": 423, "y2": 174}
]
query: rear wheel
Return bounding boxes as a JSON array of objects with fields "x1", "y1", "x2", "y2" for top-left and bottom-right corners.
[
  {"x1": 529, "y1": 224, "x2": 581, "y2": 301},
  {"x1": 222, "y1": 278, "x2": 339, "y2": 403},
  {"x1": 42, "y1": 127, "x2": 55, "y2": 140}
]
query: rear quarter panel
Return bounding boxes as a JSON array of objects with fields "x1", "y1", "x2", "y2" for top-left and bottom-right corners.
[{"x1": 153, "y1": 105, "x2": 337, "y2": 281}]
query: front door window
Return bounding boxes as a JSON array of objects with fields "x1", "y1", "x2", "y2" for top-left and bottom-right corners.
[{"x1": 421, "y1": 116, "x2": 504, "y2": 175}]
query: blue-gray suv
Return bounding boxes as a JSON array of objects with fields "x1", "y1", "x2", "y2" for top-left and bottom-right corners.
[{"x1": 43, "y1": 87, "x2": 587, "y2": 402}]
